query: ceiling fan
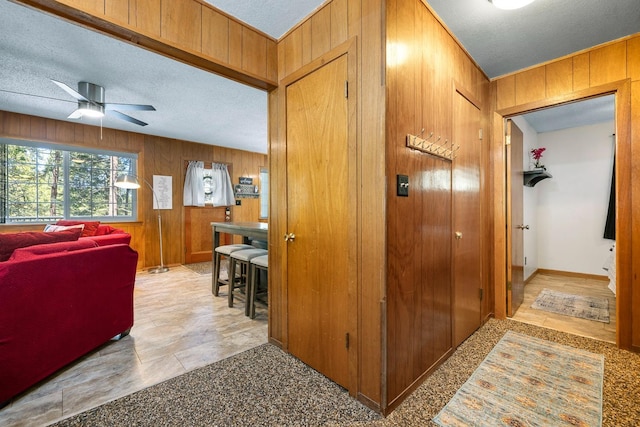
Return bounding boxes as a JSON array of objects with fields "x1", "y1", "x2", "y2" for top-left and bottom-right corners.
[{"x1": 52, "y1": 80, "x2": 155, "y2": 126}]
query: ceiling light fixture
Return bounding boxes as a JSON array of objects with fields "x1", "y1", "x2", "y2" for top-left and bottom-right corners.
[
  {"x1": 76, "y1": 101, "x2": 105, "y2": 118},
  {"x1": 489, "y1": 0, "x2": 536, "y2": 10}
]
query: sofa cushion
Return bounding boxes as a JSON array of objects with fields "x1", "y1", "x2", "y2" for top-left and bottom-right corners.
[
  {"x1": 44, "y1": 223, "x2": 85, "y2": 233},
  {"x1": 8, "y1": 239, "x2": 99, "y2": 262},
  {"x1": 0, "y1": 229, "x2": 82, "y2": 262},
  {"x1": 56, "y1": 220, "x2": 100, "y2": 237},
  {"x1": 95, "y1": 224, "x2": 116, "y2": 236}
]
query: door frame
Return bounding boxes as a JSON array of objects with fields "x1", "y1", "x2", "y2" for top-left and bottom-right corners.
[
  {"x1": 491, "y1": 79, "x2": 632, "y2": 350},
  {"x1": 277, "y1": 38, "x2": 360, "y2": 394}
]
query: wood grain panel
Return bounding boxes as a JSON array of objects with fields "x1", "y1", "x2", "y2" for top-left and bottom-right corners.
[
  {"x1": 242, "y1": 28, "x2": 267, "y2": 77},
  {"x1": 331, "y1": 0, "x2": 348, "y2": 48},
  {"x1": 105, "y1": 0, "x2": 129, "y2": 23},
  {"x1": 386, "y1": 0, "x2": 422, "y2": 403},
  {"x1": 572, "y1": 52, "x2": 590, "y2": 91},
  {"x1": 282, "y1": 27, "x2": 303, "y2": 78},
  {"x1": 266, "y1": 39, "x2": 278, "y2": 82},
  {"x1": 57, "y1": 0, "x2": 103, "y2": 15},
  {"x1": 628, "y1": 36, "x2": 640, "y2": 81},
  {"x1": 590, "y1": 41, "x2": 627, "y2": 87},
  {"x1": 161, "y1": 0, "x2": 202, "y2": 52},
  {"x1": 184, "y1": 206, "x2": 226, "y2": 263},
  {"x1": 515, "y1": 66, "x2": 546, "y2": 106},
  {"x1": 496, "y1": 75, "x2": 516, "y2": 110},
  {"x1": 545, "y1": 58, "x2": 573, "y2": 98},
  {"x1": 228, "y1": 20, "x2": 243, "y2": 70},
  {"x1": 131, "y1": 0, "x2": 161, "y2": 38},
  {"x1": 201, "y1": 7, "x2": 229, "y2": 63},
  {"x1": 631, "y1": 81, "x2": 640, "y2": 348},
  {"x1": 359, "y1": 0, "x2": 383, "y2": 407},
  {"x1": 311, "y1": 5, "x2": 331, "y2": 61},
  {"x1": 300, "y1": 20, "x2": 313, "y2": 66}
]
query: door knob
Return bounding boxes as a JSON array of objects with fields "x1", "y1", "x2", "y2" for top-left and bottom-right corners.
[
  {"x1": 516, "y1": 225, "x2": 530, "y2": 230},
  {"x1": 455, "y1": 231, "x2": 463, "y2": 240},
  {"x1": 284, "y1": 233, "x2": 296, "y2": 242}
]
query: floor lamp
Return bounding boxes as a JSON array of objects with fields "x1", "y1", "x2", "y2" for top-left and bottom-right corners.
[{"x1": 116, "y1": 174, "x2": 169, "y2": 274}]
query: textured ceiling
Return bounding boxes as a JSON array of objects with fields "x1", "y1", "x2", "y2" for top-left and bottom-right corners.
[{"x1": 0, "y1": 0, "x2": 637, "y2": 152}]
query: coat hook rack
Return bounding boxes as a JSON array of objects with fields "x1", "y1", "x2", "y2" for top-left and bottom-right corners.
[{"x1": 406, "y1": 133, "x2": 458, "y2": 161}]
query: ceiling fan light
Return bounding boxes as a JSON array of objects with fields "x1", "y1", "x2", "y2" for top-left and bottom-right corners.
[
  {"x1": 77, "y1": 101, "x2": 104, "y2": 118},
  {"x1": 489, "y1": 0, "x2": 536, "y2": 10}
]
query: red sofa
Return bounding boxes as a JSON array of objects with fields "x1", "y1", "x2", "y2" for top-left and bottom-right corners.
[{"x1": 0, "y1": 238, "x2": 138, "y2": 405}]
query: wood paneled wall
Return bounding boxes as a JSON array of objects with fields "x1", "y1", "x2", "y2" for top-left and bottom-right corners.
[
  {"x1": 0, "y1": 110, "x2": 266, "y2": 270},
  {"x1": 385, "y1": 0, "x2": 490, "y2": 411},
  {"x1": 16, "y1": 0, "x2": 277, "y2": 89},
  {"x1": 270, "y1": 0, "x2": 387, "y2": 411},
  {"x1": 490, "y1": 34, "x2": 640, "y2": 351}
]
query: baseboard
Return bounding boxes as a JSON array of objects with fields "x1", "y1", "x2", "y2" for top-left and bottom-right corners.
[{"x1": 536, "y1": 268, "x2": 608, "y2": 282}]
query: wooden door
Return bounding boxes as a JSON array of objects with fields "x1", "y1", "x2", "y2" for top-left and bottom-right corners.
[
  {"x1": 452, "y1": 91, "x2": 482, "y2": 347},
  {"x1": 184, "y1": 206, "x2": 230, "y2": 263},
  {"x1": 506, "y1": 119, "x2": 525, "y2": 316},
  {"x1": 285, "y1": 54, "x2": 351, "y2": 388}
]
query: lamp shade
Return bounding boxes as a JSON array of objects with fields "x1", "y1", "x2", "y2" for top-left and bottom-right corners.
[
  {"x1": 489, "y1": 0, "x2": 535, "y2": 10},
  {"x1": 115, "y1": 174, "x2": 141, "y2": 189}
]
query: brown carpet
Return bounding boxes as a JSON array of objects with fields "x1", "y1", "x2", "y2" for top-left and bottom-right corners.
[{"x1": 52, "y1": 319, "x2": 640, "y2": 426}]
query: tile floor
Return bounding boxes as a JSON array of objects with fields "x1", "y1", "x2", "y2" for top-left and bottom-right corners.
[
  {"x1": 511, "y1": 271, "x2": 616, "y2": 343},
  {"x1": 0, "y1": 265, "x2": 268, "y2": 427}
]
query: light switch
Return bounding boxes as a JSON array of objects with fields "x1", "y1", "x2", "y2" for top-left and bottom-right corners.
[{"x1": 397, "y1": 174, "x2": 409, "y2": 197}]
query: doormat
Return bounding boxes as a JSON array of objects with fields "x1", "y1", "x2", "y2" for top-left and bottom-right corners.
[
  {"x1": 433, "y1": 331, "x2": 604, "y2": 427},
  {"x1": 183, "y1": 262, "x2": 212, "y2": 275},
  {"x1": 531, "y1": 288, "x2": 610, "y2": 323}
]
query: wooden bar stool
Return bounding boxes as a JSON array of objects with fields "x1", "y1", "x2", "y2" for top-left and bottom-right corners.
[
  {"x1": 228, "y1": 249, "x2": 267, "y2": 309},
  {"x1": 248, "y1": 254, "x2": 268, "y2": 319},
  {"x1": 212, "y1": 244, "x2": 253, "y2": 296}
]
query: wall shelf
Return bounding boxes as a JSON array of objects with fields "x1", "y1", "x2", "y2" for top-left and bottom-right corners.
[{"x1": 523, "y1": 169, "x2": 552, "y2": 187}]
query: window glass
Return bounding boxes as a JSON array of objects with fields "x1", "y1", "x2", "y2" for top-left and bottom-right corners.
[{"x1": 1, "y1": 140, "x2": 137, "y2": 223}]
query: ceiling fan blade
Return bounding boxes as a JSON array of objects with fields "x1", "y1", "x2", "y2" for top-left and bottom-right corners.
[
  {"x1": 106, "y1": 110, "x2": 148, "y2": 126},
  {"x1": 68, "y1": 109, "x2": 83, "y2": 119},
  {"x1": 104, "y1": 103, "x2": 156, "y2": 111},
  {"x1": 51, "y1": 79, "x2": 89, "y2": 102}
]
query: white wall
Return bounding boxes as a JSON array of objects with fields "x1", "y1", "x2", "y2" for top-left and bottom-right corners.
[
  {"x1": 512, "y1": 116, "x2": 539, "y2": 280},
  {"x1": 535, "y1": 121, "x2": 615, "y2": 275}
]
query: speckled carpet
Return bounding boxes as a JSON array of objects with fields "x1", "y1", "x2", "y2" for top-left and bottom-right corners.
[
  {"x1": 51, "y1": 319, "x2": 640, "y2": 427},
  {"x1": 183, "y1": 262, "x2": 214, "y2": 275},
  {"x1": 434, "y1": 331, "x2": 603, "y2": 426},
  {"x1": 532, "y1": 288, "x2": 610, "y2": 323}
]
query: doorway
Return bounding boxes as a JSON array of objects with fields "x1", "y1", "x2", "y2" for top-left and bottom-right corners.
[{"x1": 506, "y1": 96, "x2": 617, "y2": 343}]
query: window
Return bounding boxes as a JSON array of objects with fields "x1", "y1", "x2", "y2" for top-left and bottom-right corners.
[
  {"x1": 259, "y1": 167, "x2": 268, "y2": 219},
  {"x1": 1, "y1": 139, "x2": 137, "y2": 223}
]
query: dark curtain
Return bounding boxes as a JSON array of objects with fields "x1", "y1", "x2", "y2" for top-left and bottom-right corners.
[
  {"x1": 0, "y1": 143, "x2": 6, "y2": 224},
  {"x1": 604, "y1": 156, "x2": 615, "y2": 240}
]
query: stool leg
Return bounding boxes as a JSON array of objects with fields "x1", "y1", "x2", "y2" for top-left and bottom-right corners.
[
  {"x1": 212, "y1": 253, "x2": 222, "y2": 295},
  {"x1": 246, "y1": 264, "x2": 255, "y2": 317},
  {"x1": 228, "y1": 258, "x2": 236, "y2": 307}
]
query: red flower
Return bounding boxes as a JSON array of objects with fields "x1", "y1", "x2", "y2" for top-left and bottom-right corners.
[{"x1": 531, "y1": 147, "x2": 545, "y2": 160}]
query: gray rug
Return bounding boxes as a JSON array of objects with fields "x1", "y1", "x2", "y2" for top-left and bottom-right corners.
[
  {"x1": 532, "y1": 288, "x2": 610, "y2": 323},
  {"x1": 183, "y1": 262, "x2": 213, "y2": 275}
]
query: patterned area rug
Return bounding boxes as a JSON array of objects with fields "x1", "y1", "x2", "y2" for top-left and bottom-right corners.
[
  {"x1": 434, "y1": 331, "x2": 604, "y2": 427},
  {"x1": 531, "y1": 288, "x2": 610, "y2": 323}
]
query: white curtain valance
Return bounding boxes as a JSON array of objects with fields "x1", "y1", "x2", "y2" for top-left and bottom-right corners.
[{"x1": 183, "y1": 161, "x2": 205, "y2": 206}]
